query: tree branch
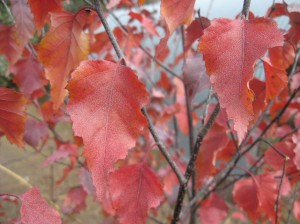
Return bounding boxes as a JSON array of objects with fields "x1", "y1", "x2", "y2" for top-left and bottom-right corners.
[
  {"x1": 142, "y1": 108, "x2": 186, "y2": 185},
  {"x1": 171, "y1": 103, "x2": 220, "y2": 223},
  {"x1": 241, "y1": 0, "x2": 251, "y2": 19},
  {"x1": 93, "y1": 0, "x2": 124, "y2": 60}
]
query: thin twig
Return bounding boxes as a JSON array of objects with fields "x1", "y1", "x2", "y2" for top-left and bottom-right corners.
[
  {"x1": 202, "y1": 86, "x2": 213, "y2": 125},
  {"x1": 109, "y1": 12, "x2": 182, "y2": 80},
  {"x1": 1, "y1": 0, "x2": 14, "y2": 22},
  {"x1": 286, "y1": 183, "x2": 300, "y2": 224},
  {"x1": 93, "y1": 0, "x2": 124, "y2": 59},
  {"x1": 275, "y1": 157, "x2": 287, "y2": 224},
  {"x1": 241, "y1": 0, "x2": 251, "y2": 19},
  {"x1": 172, "y1": 103, "x2": 220, "y2": 223},
  {"x1": 0, "y1": 163, "x2": 32, "y2": 189},
  {"x1": 289, "y1": 48, "x2": 300, "y2": 78},
  {"x1": 142, "y1": 108, "x2": 186, "y2": 185},
  {"x1": 260, "y1": 138, "x2": 289, "y2": 159}
]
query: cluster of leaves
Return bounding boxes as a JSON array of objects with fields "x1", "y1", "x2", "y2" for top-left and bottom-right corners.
[{"x1": 0, "y1": 0, "x2": 300, "y2": 223}]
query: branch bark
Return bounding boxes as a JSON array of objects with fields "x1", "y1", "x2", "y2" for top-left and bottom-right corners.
[{"x1": 172, "y1": 103, "x2": 220, "y2": 223}]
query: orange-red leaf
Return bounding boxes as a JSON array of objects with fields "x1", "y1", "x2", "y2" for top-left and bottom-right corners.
[
  {"x1": 233, "y1": 173, "x2": 277, "y2": 223},
  {"x1": 20, "y1": 187, "x2": 61, "y2": 224},
  {"x1": 198, "y1": 193, "x2": 228, "y2": 224},
  {"x1": 67, "y1": 60, "x2": 148, "y2": 212},
  {"x1": 24, "y1": 119, "x2": 48, "y2": 148},
  {"x1": 11, "y1": 57, "x2": 47, "y2": 95},
  {"x1": 0, "y1": 88, "x2": 27, "y2": 147},
  {"x1": 183, "y1": 53, "x2": 210, "y2": 103},
  {"x1": 0, "y1": 25, "x2": 22, "y2": 63},
  {"x1": 62, "y1": 186, "x2": 87, "y2": 214},
  {"x1": 262, "y1": 58, "x2": 288, "y2": 101},
  {"x1": 199, "y1": 18, "x2": 283, "y2": 142},
  {"x1": 28, "y1": 0, "x2": 63, "y2": 31},
  {"x1": 38, "y1": 10, "x2": 89, "y2": 110},
  {"x1": 161, "y1": 0, "x2": 196, "y2": 34},
  {"x1": 11, "y1": 0, "x2": 35, "y2": 46},
  {"x1": 109, "y1": 163, "x2": 163, "y2": 224},
  {"x1": 196, "y1": 123, "x2": 229, "y2": 188},
  {"x1": 129, "y1": 11, "x2": 159, "y2": 36}
]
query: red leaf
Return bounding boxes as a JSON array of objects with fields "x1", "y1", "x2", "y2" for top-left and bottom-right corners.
[
  {"x1": 233, "y1": 173, "x2": 277, "y2": 223},
  {"x1": 185, "y1": 18, "x2": 210, "y2": 51},
  {"x1": 198, "y1": 193, "x2": 228, "y2": 224},
  {"x1": 196, "y1": 123, "x2": 229, "y2": 188},
  {"x1": 62, "y1": 186, "x2": 87, "y2": 214},
  {"x1": 264, "y1": 141, "x2": 296, "y2": 171},
  {"x1": 269, "y1": 42, "x2": 295, "y2": 70},
  {"x1": 24, "y1": 119, "x2": 48, "y2": 148},
  {"x1": 20, "y1": 187, "x2": 61, "y2": 224},
  {"x1": 11, "y1": 57, "x2": 47, "y2": 95},
  {"x1": 0, "y1": 0, "x2": 36, "y2": 64},
  {"x1": 10, "y1": 0, "x2": 35, "y2": 47},
  {"x1": 294, "y1": 200, "x2": 300, "y2": 221},
  {"x1": 79, "y1": 168, "x2": 96, "y2": 196},
  {"x1": 66, "y1": 60, "x2": 148, "y2": 212},
  {"x1": 109, "y1": 163, "x2": 163, "y2": 224},
  {"x1": 199, "y1": 18, "x2": 283, "y2": 142},
  {"x1": 43, "y1": 143, "x2": 78, "y2": 166},
  {"x1": 28, "y1": 0, "x2": 63, "y2": 31},
  {"x1": 262, "y1": 58, "x2": 288, "y2": 101},
  {"x1": 0, "y1": 25, "x2": 22, "y2": 63},
  {"x1": 0, "y1": 88, "x2": 27, "y2": 147},
  {"x1": 129, "y1": 11, "x2": 159, "y2": 36},
  {"x1": 38, "y1": 10, "x2": 90, "y2": 110},
  {"x1": 183, "y1": 53, "x2": 210, "y2": 103},
  {"x1": 161, "y1": 0, "x2": 196, "y2": 34}
]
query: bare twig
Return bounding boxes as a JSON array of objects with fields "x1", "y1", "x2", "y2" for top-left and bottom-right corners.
[
  {"x1": 93, "y1": 0, "x2": 124, "y2": 59},
  {"x1": 289, "y1": 48, "x2": 300, "y2": 78},
  {"x1": 287, "y1": 183, "x2": 300, "y2": 224},
  {"x1": 0, "y1": 163, "x2": 32, "y2": 189},
  {"x1": 172, "y1": 103, "x2": 220, "y2": 223},
  {"x1": 241, "y1": 0, "x2": 251, "y2": 19},
  {"x1": 142, "y1": 108, "x2": 186, "y2": 185},
  {"x1": 1, "y1": 0, "x2": 15, "y2": 22},
  {"x1": 109, "y1": 12, "x2": 182, "y2": 80},
  {"x1": 275, "y1": 157, "x2": 287, "y2": 224}
]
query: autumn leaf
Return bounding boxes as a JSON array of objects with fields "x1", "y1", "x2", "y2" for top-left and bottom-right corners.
[
  {"x1": 0, "y1": 88, "x2": 27, "y2": 147},
  {"x1": 67, "y1": 60, "x2": 148, "y2": 212},
  {"x1": 183, "y1": 53, "x2": 210, "y2": 103},
  {"x1": 10, "y1": 0, "x2": 35, "y2": 47},
  {"x1": 11, "y1": 56, "x2": 47, "y2": 95},
  {"x1": 20, "y1": 187, "x2": 62, "y2": 224},
  {"x1": 161, "y1": 0, "x2": 196, "y2": 34},
  {"x1": 198, "y1": 193, "x2": 228, "y2": 224},
  {"x1": 269, "y1": 42, "x2": 295, "y2": 70},
  {"x1": 0, "y1": 25, "x2": 22, "y2": 63},
  {"x1": 24, "y1": 119, "x2": 48, "y2": 148},
  {"x1": 0, "y1": 0, "x2": 36, "y2": 64},
  {"x1": 62, "y1": 186, "x2": 87, "y2": 214},
  {"x1": 196, "y1": 123, "x2": 229, "y2": 188},
  {"x1": 262, "y1": 58, "x2": 288, "y2": 101},
  {"x1": 109, "y1": 163, "x2": 163, "y2": 224},
  {"x1": 43, "y1": 143, "x2": 78, "y2": 167},
  {"x1": 185, "y1": 18, "x2": 210, "y2": 51},
  {"x1": 233, "y1": 173, "x2": 278, "y2": 223},
  {"x1": 129, "y1": 11, "x2": 159, "y2": 36},
  {"x1": 28, "y1": 0, "x2": 63, "y2": 32},
  {"x1": 199, "y1": 18, "x2": 283, "y2": 142},
  {"x1": 38, "y1": 10, "x2": 89, "y2": 110}
]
